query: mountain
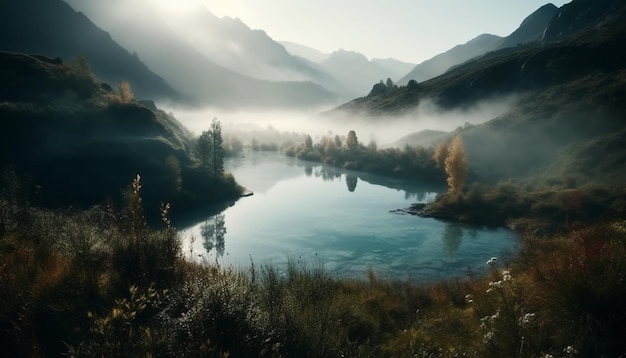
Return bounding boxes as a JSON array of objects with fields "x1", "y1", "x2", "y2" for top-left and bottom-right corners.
[
  {"x1": 280, "y1": 42, "x2": 416, "y2": 96},
  {"x1": 0, "y1": 0, "x2": 179, "y2": 101},
  {"x1": 371, "y1": 58, "x2": 417, "y2": 82},
  {"x1": 398, "y1": 3, "x2": 559, "y2": 85},
  {"x1": 0, "y1": 51, "x2": 240, "y2": 212},
  {"x1": 335, "y1": 0, "x2": 626, "y2": 185},
  {"x1": 279, "y1": 41, "x2": 330, "y2": 63},
  {"x1": 63, "y1": 0, "x2": 337, "y2": 109},
  {"x1": 398, "y1": 34, "x2": 503, "y2": 85},
  {"x1": 495, "y1": 4, "x2": 559, "y2": 50},
  {"x1": 318, "y1": 50, "x2": 398, "y2": 96},
  {"x1": 542, "y1": 0, "x2": 625, "y2": 41},
  {"x1": 333, "y1": 0, "x2": 626, "y2": 116}
]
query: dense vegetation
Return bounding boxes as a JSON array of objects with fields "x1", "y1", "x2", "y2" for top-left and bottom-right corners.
[
  {"x1": 2, "y1": 174, "x2": 625, "y2": 357},
  {"x1": 285, "y1": 130, "x2": 446, "y2": 183},
  {"x1": 0, "y1": 52, "x2": 242, "y2": 218}
]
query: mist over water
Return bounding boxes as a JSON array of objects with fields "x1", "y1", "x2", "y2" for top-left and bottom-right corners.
[{"x1": 160, "y1": 96, "x2": 517, "y2": 146}]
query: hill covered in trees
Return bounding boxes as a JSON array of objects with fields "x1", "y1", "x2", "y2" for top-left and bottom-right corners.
[{"x1": 0, "y1": 51, "x2": 241, "y2": 216}]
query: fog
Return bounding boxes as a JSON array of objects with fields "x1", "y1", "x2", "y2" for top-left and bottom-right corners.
[{"x1": 159, "y1": 95, "x2": 517, "y2": 148}]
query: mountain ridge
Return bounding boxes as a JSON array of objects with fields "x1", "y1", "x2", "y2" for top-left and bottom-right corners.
[{"x1": 0, "y1": 0, "x2": 179, "y2": 101}]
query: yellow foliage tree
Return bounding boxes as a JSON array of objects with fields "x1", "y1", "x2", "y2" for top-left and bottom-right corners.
[
  {"x1": 118, "y1": 80, "x2": 134, "y2": 103},
  {"x1": 444, "y1": 135, "x2": 468, "y2": 193},
  {"x1": 433, "y1": 140, "x2": 449, "y2": 168}
]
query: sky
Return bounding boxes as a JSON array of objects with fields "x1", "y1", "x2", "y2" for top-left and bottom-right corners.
[{"x1": 201, "y1": 0, "x2": 571, "y2": 63}]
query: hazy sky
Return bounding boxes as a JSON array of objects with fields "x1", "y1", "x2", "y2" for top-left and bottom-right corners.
[{"x1": 201, "y1": 0, "x2": 571, "y2": 63}]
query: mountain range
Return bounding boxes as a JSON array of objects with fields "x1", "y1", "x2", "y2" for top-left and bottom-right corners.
[
  {"x1": 332, "y1": 0, "x2": 626, "y2": 186},
  {"x1": 1, "y1": 0, "x2": 579, "y2": 109}
]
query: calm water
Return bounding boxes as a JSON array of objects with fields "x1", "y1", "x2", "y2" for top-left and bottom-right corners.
[{"x1": 180, "y1": 151, "x2": 518, "y2": 281}]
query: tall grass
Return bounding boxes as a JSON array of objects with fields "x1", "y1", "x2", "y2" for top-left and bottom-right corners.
[{"x1": 1, "y1": 174, "x2": 625, "y2": 356}]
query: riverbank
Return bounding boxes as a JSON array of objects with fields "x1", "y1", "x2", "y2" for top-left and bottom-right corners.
[
  {"x1": 2, "y1": 188, "x2": 624, "y2": 356},
  {"x1": 395, "y1": 183, "x2": 626, "y2": 235}
]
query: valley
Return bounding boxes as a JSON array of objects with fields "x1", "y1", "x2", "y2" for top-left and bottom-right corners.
[{"x1": 1, "y1": 0, "x2": 626, "y2": 356}]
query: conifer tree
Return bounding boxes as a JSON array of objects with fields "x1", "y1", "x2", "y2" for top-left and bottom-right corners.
[{"x1": 346, "y1": 130, "x2": 359, "y2": 151}]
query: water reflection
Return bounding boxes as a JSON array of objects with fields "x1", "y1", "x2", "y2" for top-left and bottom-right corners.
[
  {"x1": 181, "y1": 151, "x2": 517, "y2": 281},
  {"x1": 313, "y1": 165, "x2": 342, "y2": 182},
  {"x1": 201, "y1": 214, "x2": 226, "y2": 257},
  {"x1": 441, "y1": 222, "x2": 464, "y2": 256},
  {"x1": 345, "y1": 175, "x2": 358, "y2": 192}
]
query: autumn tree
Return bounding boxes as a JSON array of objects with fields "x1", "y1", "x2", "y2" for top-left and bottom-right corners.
[
  {"x1": 444, "y1": 135, "x2": 468, "y2": 193},
  {"x1": 69, "y1": 56, "x2": 96, "y2": 82},
  {"x1": 118, "y1": 80, "x2": 134, "y2": 103},
  {"x1": 346, "y1": 130, "x2": 359, "y2": 151},
  {"x1": 433, "y1": 140, "x2": 449, "y2": 168}
]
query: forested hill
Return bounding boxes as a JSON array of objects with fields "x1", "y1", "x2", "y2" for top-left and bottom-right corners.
[
  {"x1": 329, "y1": 0, "x2": 626, "y2": 117},
  {"x1": 0, "y1": 52, "x2": 240, "y2": 215}
]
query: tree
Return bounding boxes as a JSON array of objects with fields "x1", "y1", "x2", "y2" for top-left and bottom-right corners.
[
  {"x1": 433, "y1": 140, "x2": 449, "y2": 168},
  {"x1": 334, "y1": 135, "x2": 342, "y2": 148},
  {"x1": 210, "y1": 118, "x2": 225, "y2": 178},
  {"x1": 346, "y1": 130, "x2": 359, "y2": 151},
  {"x1": 367, "y1": 139, "x2": 378, "y2": 153},
  {"x1": 444, "y1": 135, "x2": 468, "y2": 193},
  {"x1": 118, "y1": 80, "x2": 134, "y2": 103},
  {"x1": 304, "y1": 135, "x2": 313, "y2": 149},
  {"x1": 196, "y1": 130, "x2": 212, "y2": 173},
  {"x1": 385, "y1": 77, "x2": 394, "y2": 89},
  {"x1": 69, "y1": 56, "x2": 96, "y2": 82}
]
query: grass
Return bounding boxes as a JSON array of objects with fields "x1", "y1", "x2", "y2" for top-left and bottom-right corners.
[{"x1": 2, "y1": 175, "x2": 626, "y2": 357}]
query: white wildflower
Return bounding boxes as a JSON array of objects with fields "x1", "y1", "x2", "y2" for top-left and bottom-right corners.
[
  {"x1": 501, "y1": 269, "x2": 512, "y2": 281},
  {"x1": 564, "y1": 346, "x2": 578, "y2": 355},
  {"x1": 464, "y1": 294, "x2": 474, "y2": 304},
  {"x1": 486, "y1": 257, "x2": 497, "y2": 265},
  {"x1": 483, "y1": 331, "x2": 494, "y2": 343},
  {"x1": 518, "y1": 312, "x2": 535, "y2": 326},
  {"x1": 489, "y1": 280, "x2": 503, "y2": 289}
]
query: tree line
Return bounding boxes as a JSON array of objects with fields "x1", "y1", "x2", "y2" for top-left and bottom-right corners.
[{"x1": 285, "y1": 129, "x2": 468, "y2": 191}]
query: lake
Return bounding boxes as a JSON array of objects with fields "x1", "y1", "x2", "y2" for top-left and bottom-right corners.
[{"x1": 180, "y1": 151, "x2": 518, "y2": 282}]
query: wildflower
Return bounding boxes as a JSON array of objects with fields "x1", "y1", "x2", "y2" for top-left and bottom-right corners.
[
  {"x1": 489, "y1": 280, "x2": 503, "y2": 289},
  {"x1": 501, "y1": 269, "x2": 512, "y2": 281},
  {"x1": 486, "y1": 257, "x2": 497, "y2": 265},
  {"x1": 464, "y1": 294, "x2": 474, "y2": 304},
  {"x1": 518, "y1": 312, "x2": 535, "y2": 326},
  {"x1": 483, "y1": 331, "x2": 494, "y2": 343},
  {"x1": 564, "y1": 346, "x2": 578, "y2": 355}
]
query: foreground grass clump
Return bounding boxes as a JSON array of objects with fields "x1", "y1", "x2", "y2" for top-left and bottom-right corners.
[{"x1": 2, "y1": 176, "x2": 626, "y2": 356}]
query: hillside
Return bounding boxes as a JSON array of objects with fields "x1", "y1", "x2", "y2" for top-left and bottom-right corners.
[
  {"x1": 332, "y1": 0, "x2": 626, "y2": 117},
  {"x1": 397, "y1": 3, "x2": 559, "y2": 86},
  {"x1": 0, "y1": 0, "x2": 179, "y2": 101},
  {"x1": 328, "y1": 0, "x2": 626, "y2": 192},
  {"x1": 0, "y1": 52, "x2": 241, "y2": 214}
]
